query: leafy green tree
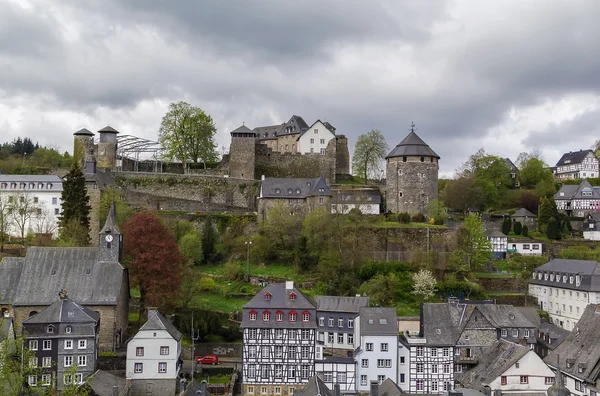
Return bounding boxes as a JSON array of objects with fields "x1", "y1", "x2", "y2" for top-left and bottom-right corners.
[
  {"x1": 458, "y1": 214, "x2": 492, "y2": 271},
  {"x1": 546, "y1": 217, "x2": 561, "y2": 240},
  {"x1": 443, "y1": 177, "x2": 485, "y2": 214},
  {"x1": 158, "y1": 101, "x2": 218, "y2": 171},
  {"x1": 538, "y1": 197, "x2": 559, "y2": 230},
  {"x1": 179, "y1": 230, "x2": 203, "y2": 265},
  {"x1": 301, "y1": 208, "x2": 332, "y2": 255},
  {"x1": 59, "y1": 164, "x2": 91, "y2": 245},
  {"x1": 351, "y1": 129, "x2": 388, "y2": 182},
  {"x1": 0, "y1": 327, "x2": 47, "y2": 395},
  {"x1": 411, "y1": 269, "x2": 437, "y2": 301},
  {"x1": 294, "y1": 235, "x2": 315, "y2": 273},
  {"x1": 201, "y1": 218, "x2": 218, "y2": 264},
  {"x1": 518, "y1": 158, "x2": 547, "y2": 188},
  {"x1": 448, "y1": 250, "x2": 470, "y2": 279},
  {"x1": 62, "y1": 364, "x2": 92, "y2": 396},
  {"x1": 513, "y1": 221, "x2": 522, "y2": 235},
  {"x1": 262, "y1": 202, "x2": 302, "y2": 258},
  {"x1": 428, "y1": 199, "x2": 448, "y2": 222},
  {"x1": 501, "y1": 217, "x2": 512, "y2": 235},
  {"x1": 359, "y1": 273, "x2": 400, "y2": 306}
]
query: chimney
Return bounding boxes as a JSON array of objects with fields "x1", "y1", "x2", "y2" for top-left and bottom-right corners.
[
  {"x1": 370, "y1": 380, "x2": 379, "y2": 396},
  {"x1": 494, "y1": 390, "x2": 502, "y2": 396},
  {"x1": 334, "y1": 384, "x2": 340, "y2": 396},
  {"x1": 261, "y1": 175, "x2": 266, "y2": 180},
  {"x1": 200, "y1": 380, "x2": 208, "y2": 395},
  {"x1": 147, "y1": 307, "x2": 158, "y2": 319},
  {"x1": 483, "y1": 385, "x2": 492, "y2": 396},
  {"x1": 285, "y1": 281, "x2": 294, "y2": 290},
  {"x1": 112, "y1": 385, "x2": 118, "y2": 396}
]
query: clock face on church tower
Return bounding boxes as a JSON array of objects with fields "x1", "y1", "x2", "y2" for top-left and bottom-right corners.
[{"x1": 105, "y1": 234, "x2": 113, "y2": 242}]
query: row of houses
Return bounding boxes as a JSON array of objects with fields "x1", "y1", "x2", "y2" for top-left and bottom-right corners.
[{"x1": 241, "y1": 280, "x2": 566, "y2": 396}]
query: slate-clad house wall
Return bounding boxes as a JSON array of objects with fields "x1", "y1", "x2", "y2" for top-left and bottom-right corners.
[
  {"x1": 315, "y1": 295, "x2": 369, "y2": 354},
  {"x1": 0, "y1": 204, "x2": 129, "y2": 352},
  {"x1": 258, "y1": 177, "x2": 332, "y2": 221}
]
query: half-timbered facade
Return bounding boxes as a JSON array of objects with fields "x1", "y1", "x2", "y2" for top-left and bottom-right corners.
[
  {"x1": 242, "y1": 281, "x2": 317, "y2": 396},
  {"x1": 554, "y1": 149, "x2": 599, "y2": 180},
  {"x1": 555, "y1": 179, "x2": 600, "y2": 218},
  {"x1": 314, "y1": 356, "x2": 356, "y2": 393}
]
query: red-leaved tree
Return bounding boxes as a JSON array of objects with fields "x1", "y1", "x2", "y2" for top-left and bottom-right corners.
[{"x1": 123, "y1": 212, "x2": 184, "y2": 325}]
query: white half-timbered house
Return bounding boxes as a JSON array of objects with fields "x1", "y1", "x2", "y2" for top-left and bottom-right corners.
[
  {"x1": 242, "y1": 281, "x2": 317, "y2": 396},
  {"x1": 554, "y1": 149, "x2": 599, "y2": 180},
  {"x1": 354, "y1": 307, "x2": 398, "y2": 393},
  {"x1": 555, "y1": 179, "x2": 600, "y2": 218}
]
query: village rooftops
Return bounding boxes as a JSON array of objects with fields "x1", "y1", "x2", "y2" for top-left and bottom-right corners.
[
  {"x1": 359, "y1": 307, "x2": 398, "y2": 336},
  {"x1": 22, "y1": 293, "x2": 100, "y2": 327},
  {"x1": 555, "y1": 149, "x2": 595, "y2": 167},
  {"x1": 531, "y1": 258, "x2": 600, "y2": 292},
  {"x1": 139, "y1": 310, "x2": 182, "y2": 341},
  {"x1": 260, "y1": 177, "x2": 331, "y2": 199}
]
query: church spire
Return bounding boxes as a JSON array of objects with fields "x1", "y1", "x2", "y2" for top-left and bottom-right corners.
[
  {"x1": 99, "y1": 201, "x2": 122, "y2": 263},
  {"x1": 100, "y1": 201, "x2": 120, "y2": 235}
]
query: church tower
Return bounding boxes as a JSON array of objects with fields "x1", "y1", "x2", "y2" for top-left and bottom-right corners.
[
  {"x1": 385, "y1": 123, "x2": 440, "y2": 215},
  {"x1": 98, "y1": 202, "x2": 122, "y2": 263}
]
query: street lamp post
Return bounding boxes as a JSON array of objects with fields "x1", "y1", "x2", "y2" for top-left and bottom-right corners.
[{"x1": 245, "y1": 241, "x2": 252, "y2": 282}]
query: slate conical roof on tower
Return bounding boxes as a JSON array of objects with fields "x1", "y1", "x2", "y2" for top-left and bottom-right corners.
[
  {"x1": 386, "y1": 124, "x2": 440, "y2": 159},
  {"x1": 100, "y1": 201, "x2": 120, "y2": 235}
]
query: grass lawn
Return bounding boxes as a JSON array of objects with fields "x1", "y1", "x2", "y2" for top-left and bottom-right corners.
[
  {"x1": 370, "y1": 221, "x2": 448, "y2": 229},
  {"x1": 200, "y1": 263, "x2": 308, "y2": 282},
  {"x1": 474, "y1": 272, "x2": 514, "y2": 278},
  {"x1": 191, "y1": 293, "x2": 250, "y2": 313},
  {"x1": 197, "y1": 375, "x2": 231, "y2": 384}
]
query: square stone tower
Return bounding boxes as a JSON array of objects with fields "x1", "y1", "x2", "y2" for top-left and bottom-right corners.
[{"x1": 229, "y1": 124, "x2": 257, "y2": 179}]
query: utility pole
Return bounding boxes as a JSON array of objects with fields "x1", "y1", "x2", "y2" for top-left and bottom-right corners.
[
  {"x1": 245, "y1": 241, "x2": 252, "y2": 282},
  {"x1": 190, "y1": 314, "x2": 201, "y2": 380}
]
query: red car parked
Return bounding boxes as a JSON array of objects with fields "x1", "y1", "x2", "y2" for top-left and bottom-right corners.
[{"x1": 196, "y1": 354, "x2": 219, "y2": 365}]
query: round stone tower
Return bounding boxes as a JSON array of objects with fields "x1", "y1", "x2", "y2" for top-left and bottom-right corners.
[
  {"x1": 97, "y1": 125, "x2": 119, "y2": 171},
  {"x1": 73, "y1": 128, "x2": 95, "y2": 170},
  {"x1": 385, "y1": 124, "x2": 440, "y2": 215}
]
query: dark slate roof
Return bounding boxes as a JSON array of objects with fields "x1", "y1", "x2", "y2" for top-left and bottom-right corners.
[
  {"x1": 242, "y1": 282, "x2": 317, "y2": 328},
  {"x1": 530, "y1": 259, "x2": 600, "y2": 292},
  {"x1": 512, "y1": 208, "x2": 535, "y2": 218},
  {"x1": 0, "y1": 175, "x2": 62, "y2": 183},
  {"x1": 472, "y1": 304, "x2": 535, "y2": 329},
  {"x1": 98, "y1": 125, "x2": 119, "y2": 134},
  {"x1": 0, "y1": 317, "x2": 14, "y2": 343},
  {"x1": 315, "y1": 295, "x2": 369, "y2": 313},
  {"x1": 254, "y1": 124, "x2": 285, "y2": 139},
  {"x1": 332, "y1": 188, "x2": 382, "y2": 204},
  {"x1": 515, "y1": 307, "x2": 541, "y2": 327},
  {"x1": 73, "y1": 128, "x2": 95, "y2": 136},
  {"x1": 295, "y1": 375, "x2": 333, "y2": 396},
  {"x1": 537, "y1": 321, "x2": 570, "y2": 351},
  {"x1": 139, "y1": 311, "x2": 182, "y2": 341},
  {"x1": 379, "y1": 377, "x2": 404, "y2": 395},
  {"x1": 555, "y1": 149, "x2": 595, "y2": 167},
  {"x1": 457, "y1": 339, "x2": 531, "y2": 390},
  {"x1": 23, "y1": 295, "x2": 100, "y2": 325},
  {"x1": 504, "y1": 158, "x2": 519, "y2": 172},
  {"x1": 572, "y1": 179, "x2": 600, "y2": 200},
  {"x1": 84, "y1": 169, "x2": 115, "y2": 191},
  {"x1": 88, "y1": 370, "x2": 128, "y2": 396},
  {"x1": 323, "y1": 122, "x2": 336, "y2": 133},
  {"x1": 260, "y1": 177, "x2": 331, "y2": 199},
  {"x1": 183, "y1": 380, "x2": 212, "y2": 396},
  {"x1": 230, "y1": 125, "x2": 256, "y2": 136},
  {"x1": 421, "y1": 303, "x2": 462, "y2": 345},
  {"x1": 298, "y1": 119, "x2": 337, "y2": 139},
  {"x1": 484, "y1": 229, "x2": 507, "y2": 238},
  {"x1": 99, "y1": 202, "x2": 120, "y2": 235},
  {"x1": 359, "y1": 307, "x2": 397, "y2": 336},
  {"x1": 385, "y1": 131, "x2": 440, "y2": 159},
  {"x1": 0, "y1": 257, "x2": 24, "y2": 304},
  {"x1": 289, "y1": 115, "x2": 309, "y2": 131},
  {"x1": 545, "y1": 304, "x2": 600, "y2": 382},
  {"x1": 554, "y1": 184, "x2": 579, "y2": 200},
  {"x1": 9, "y1": 247, "x2": 124, "y2": 306}
]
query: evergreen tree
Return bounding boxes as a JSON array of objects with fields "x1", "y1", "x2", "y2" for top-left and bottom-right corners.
[
  {"x1": 501, "y1": 217, "x2": 512, "y2": 234},
  {"x1": 513, "y1": 221, "x2": 522, "y2": 235},
  {"x1": 201, "y1": 218, "x2": 217, "y2": 264},
  {"x1": 546, "y1": 217, "x2": 561, "y2": 240},
  {"x1": 538, "y1": 197, "x2": 558, "y2": 229},
  {"x1": 294, "y1": 236, "x2": 314, "y2": 272},
  {"x1": 522, "y1": 225, "x2": 529, "y2": 237},
  {"x1": 59, "y1": 164, "x2": 91, "y2": 245}
]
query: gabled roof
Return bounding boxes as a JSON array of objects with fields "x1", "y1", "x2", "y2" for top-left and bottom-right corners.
[
  {"x1": 554, "y1": 184, "x2": 579, "y2": 200},
  {"x1": 23, "y1": 295, "x2": 100, "y2": 325},
  {"x1": 0, "y1": 175, "x2": 62, "y2": 183},
  {"x1": 515, "y1": 306, "x2": 541, "y2": 327},
  {"x1": 379, "y1": 377, "x2": 403, "y2": 395},
  {"x1": 545, "y1": 304, "x2": 600, "y2": 382},
  {"x1": 230, "y1": 125, "x2": 256, "y2": 136},
  {"x1": 138, "y1": 311, "x2": 182, "y2": 341},
  {"x1": 183, "y1": 380, "x2": 212, "y2": 396},
  {"x1": 386, "y1": 131, "x2": 440, "y2": 159},
  {"x1": 531, "y1": 259, "x2": 600, "y2": 292},
  {"x1": 484, "y1": 229, "x2": 507, "y2": 238},
  {"x1": 0, "y1": 257, "x2": 24, "y2": 304},
  {"x1": 84, "y1": 169, "x2": 115, "y2": 191},
  {"x1": 420, "y1": 303, "x2": 463, "y2": 345},
  {"x1": 555, "y1": 149, "x2": 596, "y2": 167},
  {"x1": 573, "y1": 179, "x2": 600, "y2": 200},
  {"x1": 295, "y1": 375, "x2": 333, "y2": 396},
  {"x1": 88, "y1": 370, "x2": 128, "y2": 396},
  {"x1": 254, "y1": 123, "x2": 285, "y2": 139},
  {"x1": 5, "y1": 246, "x2": 124, "y2": 306},
  {"x1": 359, "y1": 307, "x2": 397, "y2": 336},
  {"x1": 512, "y1": 208, "x2": 535, "y2": 218},
  {"x1": 298, "y1": 119, "x2": 336, "y2": 139},
  {"x1": 457, "y1": 339, "x2": 531, "y2": 390},
  {"x1": 73, "y1": 128, "x2": 94, "y2": 136},
  {"x1": 315, "y1": 295, "x2": 369, "y2": 313},
  {"x1": 504, "y1": 158, "x2": 519, "y2": 172},
  {"x1": 537, "y1": 321, "x2": 570, "y2": 351},
  {"x1": 98, "y1": 125, "x2": 119, "y2": 134},
  {"x1": 260, "y1": 177, "x2": 331, "y2": 199},
  {"x1": 471, "y1": 304, "x2": 535, "y2": 329}
]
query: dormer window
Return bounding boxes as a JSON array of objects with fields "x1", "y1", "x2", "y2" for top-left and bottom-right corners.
[
  {"x1": 249, "y1": 311, "x2": 257, "y2": 321},
  {"x1": 302, "y1": 311, "x2": 310, "y2": 322},
  {"x1": 307, "y1": 182, "x2": 312, "y2": 187},
  {"x1": 569, "y1": 276, "x2": 574, "y2": 284},
  {"x1": 295, "y1": 189, "x2": 301, "y2": 195},
  {"x1": 65, "y1": 326, "x2": 72, "y2": 334},
  {"x1": 532, "y1": 272, "x2": 536, "y2": 279},
  {"x1": 287, "y1": 188, "x2": 293, "y2": 194},
  {"x1": 576, "y1": 275, "x2": 581, "y2": 286},
  {"x1": 275, "y1": 188, "x2": 281, "y2": 194},
  {"x1": 563, "y1": 275, "x2": 567, "y2": 282},
  {"x1": 289, "y1": 292, "x2": 297, "y2": 301},
  {"x1": 264, "y1": 292, "x2": 271, "y2": 301},
  {"x1": 46, "y1": 325, "x2": 54, "y2": 334},
  {"x1": 289, "y1": 311, "x2": 297, "y2": 322},
  {"x1": 262, "y1": 311, "x2": 270, "y2": 321},
  {"x1": 550, "y1": 274, "x2": 555, "y2": 281},
  {"x1": 276, "y1": 311, "x2": 283, "y2": 322}
]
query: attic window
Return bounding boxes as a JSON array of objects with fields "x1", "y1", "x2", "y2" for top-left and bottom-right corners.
[
  {"x1": 86, "y1": 269, "x2": 91, "y2": 275},
  {"x1": 287, "y1": 188, "x2": 293, "y2": 194},
  {"x1": 275, "y1": 188, "x2": 281, "y2": 194},
  {"x1": 46, "y1": 325, "x2": 54, "y2": 334},
  {"x1": 289, "y1": 292, "x2": 297, "y2": 301},
  {"x1": 436, "y1": 329, "x2": 441, "y2": 335},
  {"x1": 65, "y1": 326, "x2": 72, "y2": 334},
  {"x1": 509, "y1": 314, "x2": 515, "y2": 320},
  {"x1": 51, "y1": 269, "x2": 57, "y2": 276},
  {"x1": 307, "y1": 181, "x2": 312, "y2": 187},
  {"x1": 68, "y1": 311, "x2": 74, "y2": 318},
  {"x1": 264, "y1": 292, "x2": 271, "y2": 301},
  {"x1": 368, "y1": 319, "x2": 374, "y2": 324},
  {"x1": 295, "y1": 189, "x2": 301, "y2": 195},
  {"x1": 379, "y1": 319, "x2": 387, "y2": 325}
]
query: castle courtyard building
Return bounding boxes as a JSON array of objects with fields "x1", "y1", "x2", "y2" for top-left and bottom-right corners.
[{"x1": 385, "y1": 125, "x2": 440, "y2": 215}]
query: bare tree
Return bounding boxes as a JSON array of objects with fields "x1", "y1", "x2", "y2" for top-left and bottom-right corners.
[
  {"x1": 0, "y1": 192, "x2": 10, "y2": 252},
  {"x1": 31, "y1": 203, "x2": 58, "y2": 235},
  {"x1": 9, "y1": 193, "x2": 38, "y2": 242}
]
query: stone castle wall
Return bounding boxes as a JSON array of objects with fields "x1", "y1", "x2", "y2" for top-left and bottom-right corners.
[
  {"x1": 386, "y1": 156, "x2": 439, "y2": 214},
  {"x1": 229, "y1": 136, "x2": 256, "y2": 179},
  {"x1": 335, "y1": 135, "x2": 350, "y2": 175}
]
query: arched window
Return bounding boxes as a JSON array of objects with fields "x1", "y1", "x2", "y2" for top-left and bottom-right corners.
[
  {"x1": 275, "y1": 188, "x2": 281, "y2": 194},
  {"x1": 46, "y1": 325, "x2": 54, "y2": 334},
  {"x1": 28, "y1": 311, "x2": 38, "y2": 317},
  {"x1": 295, "y1": 189, "x2": 301, "y2": 195},
  {"x1": 262, "y1": 311, "x2": 270, "y2": 321},
  {"x1": 302, "y1": 311, "x2": 310, "y2": 322},
  {"x1": 287, "y1": 188, "x2": 293, "y2": 195},
  {"x1": 264, "y1": 292, "x2": 271, "y2": 301},
  {"x1": 249, "y1": 310, "x2": 257, "y2": 321},
  {"x1": 1, "y1": 308, "x2": 8, "y2": 318},
  {"x1": 289, "y1": 311, "x2": 297, "y2": 322},
  {"x1": 276, "y1": 311, "x2": 283, "y2": 322},
  {"x1": 289, "y1": 292, "x2": 297, "y2": 301}
]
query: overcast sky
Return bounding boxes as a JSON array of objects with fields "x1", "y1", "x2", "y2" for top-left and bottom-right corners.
[{"x1": 1, "y1": 0, "x2": 600, "y2": 177}]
